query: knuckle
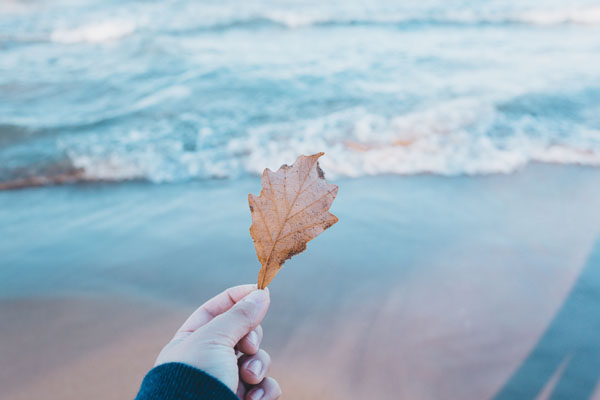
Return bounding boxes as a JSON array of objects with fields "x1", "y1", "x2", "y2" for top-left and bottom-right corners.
[
  {"x1": 197, "y1": 327, "x2": 236, "y2": 347},
  {"x1": 210, "y1": 330, "x2": 236, "y2": 346},
  {"x1": 233, "y1": 304, "x2": 254, "y2": 325}
]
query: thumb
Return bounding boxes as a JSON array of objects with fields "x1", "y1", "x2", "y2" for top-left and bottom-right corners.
[{"x1": 201, "y1": 289, "x2": 270, "y2": 346}]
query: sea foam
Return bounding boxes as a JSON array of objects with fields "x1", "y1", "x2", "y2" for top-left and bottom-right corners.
[{"x1": 51, "y1": 20, "x2": 135, "y2": 44}]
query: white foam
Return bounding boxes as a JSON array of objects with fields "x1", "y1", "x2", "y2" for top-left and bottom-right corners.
[
  {"x1": 263, "y1": 11, "x2": 324, "y2": 28},
  {"x1": 261, "y1": 6, "x2": 600, "y2": 28},
  {"x1": 69, "y1": 154, "x2": 145, "y2": 181},
  {"x1": 208, "y1": 6, "x2": 600, "y2": 30},
  {"x1": 238, "y1": 103, "x2": 600, "y2": 179},
  {"x1": 515, "y1": 7, "x2": 600, "y2": 26},
  {"x1": 532, "y1": 145, "x2": 600, "y2": 166},
  {"x1": 59, "y1": 102, "x2": 600, "y2": 184},
  {"x1": 51, "y1": 20, "x2": 135, "y2": 44}
]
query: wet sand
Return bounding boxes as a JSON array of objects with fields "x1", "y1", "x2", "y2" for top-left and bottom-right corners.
[
  {"x1": 1, "y1": 164, "x2": 600, "y2": 399},
  {"x1": 0, "y1": 297, "x2": 185, "y2": 400}
]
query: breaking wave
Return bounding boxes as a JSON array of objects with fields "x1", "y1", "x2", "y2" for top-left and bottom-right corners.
[
  {"x1": 2, "y1": 99, "x2": 600, "y2": 190},
  {"x1": 45, "y1": 6, "x2": 600, "y2": 45},
  {"x1": 50, "y1": 20, "x2": 136, "y2": 44},
  {"x1": 170, "y1": 9, "x2": 600, "y2": 34}
]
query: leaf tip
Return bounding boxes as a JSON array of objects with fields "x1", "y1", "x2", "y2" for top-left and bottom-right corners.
[{"x1": 331, "y1": 213, "x2": 339, "y2": 225}]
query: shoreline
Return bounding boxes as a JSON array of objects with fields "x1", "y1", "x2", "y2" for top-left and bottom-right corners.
[{"x1": 0, "y1": 160, "x2": 598, "y2": 193}]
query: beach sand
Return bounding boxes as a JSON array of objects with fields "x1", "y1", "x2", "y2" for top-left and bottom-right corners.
[{"x1": 1, "y1": 164, "x2": 600, "y2": 399}]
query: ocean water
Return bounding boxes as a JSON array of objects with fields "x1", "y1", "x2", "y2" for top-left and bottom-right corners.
[{"x1": 1, "y1": 0, "x2": 600, "y2": 187}]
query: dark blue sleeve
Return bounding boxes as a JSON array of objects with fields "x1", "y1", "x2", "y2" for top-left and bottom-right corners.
[{"x1": 135, "y1": 362, "x2": 239, "y2": 400}]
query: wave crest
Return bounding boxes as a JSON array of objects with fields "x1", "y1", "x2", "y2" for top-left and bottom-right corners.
[
  {"x1": 51, "y1": 20, "x2": 136, "y2": 44},
  {"x1": 3, "y1": 99, "x2": 600, "y2": 190},
  {"x1": 181, "y1": 7, "x2": 600, "y2": 32}
]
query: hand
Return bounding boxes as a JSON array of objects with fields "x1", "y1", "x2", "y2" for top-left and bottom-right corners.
[{"x1": 155, "y1": 284, "x2": 282, "y2": 400}]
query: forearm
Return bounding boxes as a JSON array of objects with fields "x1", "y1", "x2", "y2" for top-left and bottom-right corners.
[{"x1": 135, "y1": 363, "x2": 239, "y2": 400}]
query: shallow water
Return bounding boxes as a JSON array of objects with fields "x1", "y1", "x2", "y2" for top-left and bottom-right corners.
[
  {"x1": 1, "y1": 0, "x2": 600, "y2": 187},
  {"x1": 1, "y1": 165, "x2": 600, "y2": 399}
]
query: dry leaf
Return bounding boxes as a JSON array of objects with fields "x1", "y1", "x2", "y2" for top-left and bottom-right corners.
[{"x1": 248, "y1": 152, "x2": 339, "y2": 289}]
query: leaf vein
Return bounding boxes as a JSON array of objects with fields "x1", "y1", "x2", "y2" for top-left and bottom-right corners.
[
  {"x1": 254, "y1": 199, "x2": 273, "y2": 245},
  {"x1": 262, "y1": 156, "x2": 320, "y2": 271},
  {"x1": 287, "y1": 188, "x2": 337, "y2": 222},
  {"x1": 297, "y1": 178, "x2": 318, "y2": 197},
  {"x1": 277, "y1": 220, "x2": 330, "y2": 242},
  {"x1": 265, "y1": 173, "x2": 280, "y2": 221}
]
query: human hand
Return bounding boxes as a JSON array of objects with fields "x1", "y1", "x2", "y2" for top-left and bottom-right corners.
[{"x1": 155, "y1": 284, "x2": 282, "y2": 400}]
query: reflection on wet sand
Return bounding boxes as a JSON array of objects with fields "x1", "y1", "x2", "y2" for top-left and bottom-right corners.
[
  {"x1": 496, "y1": 241, "x2": 600, "y2": 399},
  {"x1": 1, "y1": 165, "x2": 600, "y2": 399},
  {"x1": 271, "y1": 241, "x2": 600, "y2": 399}
]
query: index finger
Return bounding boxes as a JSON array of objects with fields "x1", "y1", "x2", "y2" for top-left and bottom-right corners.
[{"x1": 177, "y1": 284, "x2": 259, "y2": 334}]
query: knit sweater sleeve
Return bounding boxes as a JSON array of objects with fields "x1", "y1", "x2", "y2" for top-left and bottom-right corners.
[{"x1": 135, "y1": 362, "x2": 239, "y2": 400}]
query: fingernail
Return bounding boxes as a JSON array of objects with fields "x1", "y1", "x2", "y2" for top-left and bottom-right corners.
[
  {"x1": 249, "y1": 387, "x2": 264, "y2": 400},
  {"x1": 247, "y1": 330, "x2": 258, "y2": 347},
  {"x1": 243, "y1": 289, "x2": 269, "y2": 306},
  {"x1": 247, "y1": 359, "x2": 263, "y2": 376}
]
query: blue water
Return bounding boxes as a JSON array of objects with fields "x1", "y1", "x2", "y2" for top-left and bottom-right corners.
[{"x1": 1, "y1": 0, "x2": 600, "y2": 187}]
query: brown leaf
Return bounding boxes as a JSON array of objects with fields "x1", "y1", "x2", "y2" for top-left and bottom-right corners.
[{"x1": 248, "y1": 152, "x2": 339, "y2": 289}]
